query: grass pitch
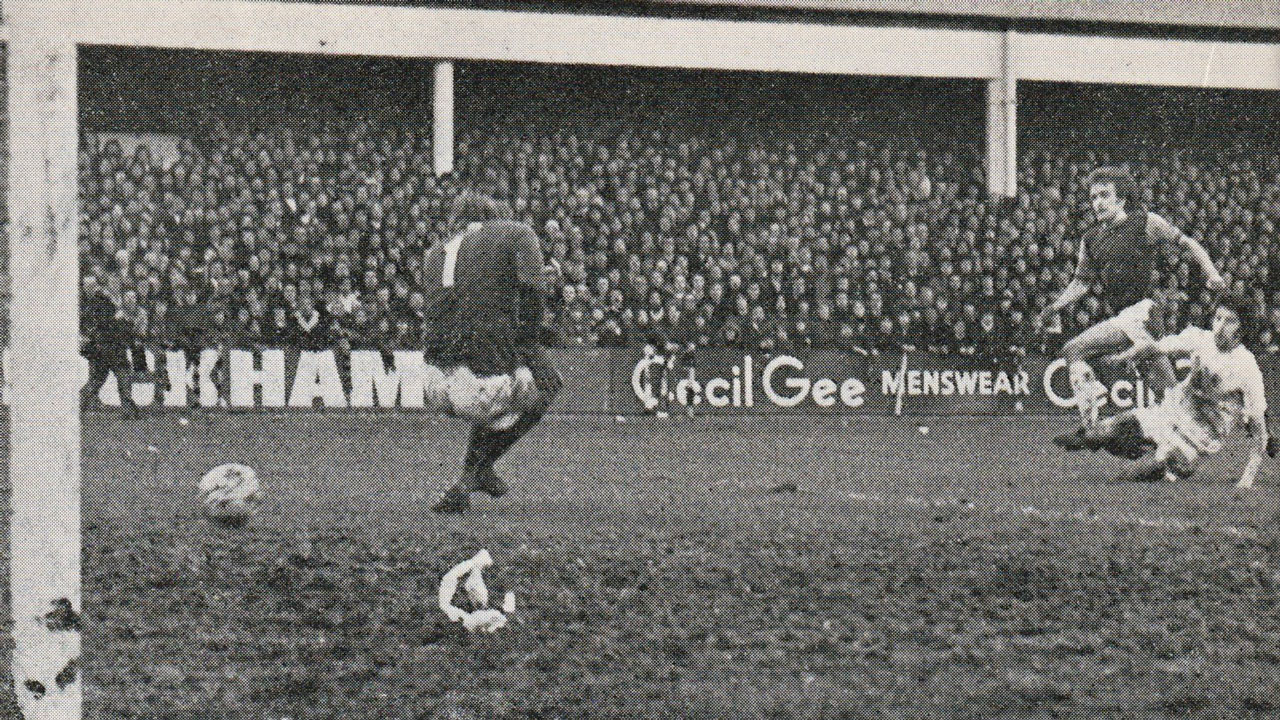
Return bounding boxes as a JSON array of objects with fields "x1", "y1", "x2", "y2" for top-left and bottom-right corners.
[{"x1": 13, "y1": 411, "x2": 1280, "y2": 718}]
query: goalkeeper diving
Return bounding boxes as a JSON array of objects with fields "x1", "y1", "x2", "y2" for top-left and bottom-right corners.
[{"x1": 1054, "y1": 295, "x2": 1277, "y2": 488}]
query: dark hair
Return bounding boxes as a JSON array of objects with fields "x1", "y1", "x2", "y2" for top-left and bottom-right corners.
[
  {"x1": 492, "y1": 198, "x2": 515, "y2": 220},
  {"x1": 1087, "y1": 166, "x2": 1138, "y2": 208},
  {"x1": 1218, "y1": 294, "x2": 1257, "y2": 346},
  {"x1": 448, "y1": 191, "x2": 500, "y2": 227}
]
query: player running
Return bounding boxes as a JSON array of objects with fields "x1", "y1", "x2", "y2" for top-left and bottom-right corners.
[
  {"x1": 425, "y1": 191, "x2": 562, "y2": 514},
  {"x1": 1036, "y1": 166, "x2": 1225, "y2": 427},
  {"x1": 1054, "y1": 296, "x2": 1275, "y2": 488}
]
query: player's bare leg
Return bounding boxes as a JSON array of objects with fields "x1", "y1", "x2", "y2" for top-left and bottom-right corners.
[{"x1": 1063, "y1": 320, "x2": 1131, "y2": 427}]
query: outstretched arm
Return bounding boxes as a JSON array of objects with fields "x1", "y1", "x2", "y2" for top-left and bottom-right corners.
[
  {"x1": 1105, "y1": 325, "x2": 1198, "y2": 368},
  {"x1": 1036, "y1": 279, "x2": 1088, "y2": 330},
  {"x1": 1237, "y1": 368, "x2": 1271, "y2": 488},
  {"x1": 1237, "y1": 415, "x2": 1268, "y2": 488},
  {"x1": 1179, "y1": 235, "x2": 1227, "y2": 292},
  {"x1": 1036, "y1": 238, "x2": 1091, "y2": 329},
  {"x1": 1148, "y1": 213, "x2": 1225, "y2": 291}
]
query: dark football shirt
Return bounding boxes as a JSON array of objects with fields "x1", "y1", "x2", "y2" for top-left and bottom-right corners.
[
  {"x1": 1075, "y1": 210, "x2": 1182, "y2": 313},
  {"x1": 421, "y1": 220, "x2": 545, "y2": 373},
  {"x1": 82, "y1": 292, "x2": 129, "y2": 346},
  {"x1": 423, "y1": 221, "x2": 542, "y2": 323}
]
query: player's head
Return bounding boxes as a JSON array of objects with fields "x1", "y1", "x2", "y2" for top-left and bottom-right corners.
[
  {"x1": 1212, "y1": 294, "x2": 1255, "y2": 351},
  {"x1": 492, "y1": 198, "x2": 515, "y2": 220},
  {"x1": 1087, "y1": 166, "x2": 1137, "y2": 223},
  {"x1": 448, "y1": 190, "x2": 500, "y2": 230}
]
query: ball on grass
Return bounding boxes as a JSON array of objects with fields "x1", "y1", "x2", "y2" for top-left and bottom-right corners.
[
  {"x1": 199, "y1": 463, "x2": 261, "y2": 527},
  {"x1": 918, "y1": 426, "x2": 929, "y2": 435}
]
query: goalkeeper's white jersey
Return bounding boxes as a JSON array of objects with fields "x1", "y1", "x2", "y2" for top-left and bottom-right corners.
[{"x1": 1156, "y1": 326, "x2": 1267, "y2": 442}]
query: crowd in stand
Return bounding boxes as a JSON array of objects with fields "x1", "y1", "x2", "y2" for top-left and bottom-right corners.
[{"x1": 79, "y1": 115, "x2": 1280, "y2": 365}]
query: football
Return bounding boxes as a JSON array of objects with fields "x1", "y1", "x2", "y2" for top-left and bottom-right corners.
[{"x1": 199, "y1": 463, "x2": 261, "y2": 526}]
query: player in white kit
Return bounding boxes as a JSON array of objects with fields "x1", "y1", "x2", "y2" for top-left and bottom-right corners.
[{"x1": 1054, "y1": 296, "x2": 1275, "y2": 488}]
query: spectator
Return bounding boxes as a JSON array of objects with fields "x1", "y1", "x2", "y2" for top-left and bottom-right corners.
[
  {"x1": 76, "y1": 114, "x2": 1280, "y2": 359},
  {"x1": 974, "y1": 310, "x2": 1005, "y2": 359},
  {"x1": 262, "y1": 304, "x2": 295, "y2": 348},
  {"x1": 871, "y1": 316, "x2": 897, "y2": 356},
  {"x1": 293, "y1": 293, "x2": 328, "y2": 350},
  {"x1": 952, "y1": 317, "x2": 977, "y2": 357},
  {"x1": 81, "y1": 275, "x2": 140, "y2": 412}
]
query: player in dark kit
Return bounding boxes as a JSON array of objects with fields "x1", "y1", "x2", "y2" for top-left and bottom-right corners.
[
  {"x1": 426, "y1": 192, "x2": 562, "y2": 514},
  {"x1": 81, "y1": 275, "x2": 140, "y2": 412},
  {"x1": 1036, "y1": 166, "x2": 1225, "y2": 427}
]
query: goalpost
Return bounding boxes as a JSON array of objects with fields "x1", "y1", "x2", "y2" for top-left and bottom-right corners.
[
  {"x1": 7, "y1": 0, "x2": 83, "y2": 718},
  {"x1": 0, "y1": 4, "x2": 1272, "y2": 720}
]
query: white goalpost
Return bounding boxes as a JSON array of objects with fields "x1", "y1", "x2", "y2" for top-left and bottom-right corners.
[
  {"x1": 0, "y1": 3, "x2": 1271, "y2": 720},
  {"x1": 7, "y1": 0, "x2": 83, "y2": 718}
]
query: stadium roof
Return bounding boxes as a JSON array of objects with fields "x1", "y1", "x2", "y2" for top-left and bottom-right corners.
[
  {"x1": 649, "y1": 1, "x2": 1280, "y2": 31},
  {"x1": 253, "y1": 1, "x2": 1280, "y2": 33}
]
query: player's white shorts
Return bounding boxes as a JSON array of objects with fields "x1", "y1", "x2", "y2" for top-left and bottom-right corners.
[
  {"x1": 423, "y1": 364, "x2": 539, "y2": 430},
  {"x1": 1109, "y1": 299, "x2": 1157, "y2": 345},
  {"x1": 1133, "y1": 403, "x2": 1222, "y2": 464}
]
